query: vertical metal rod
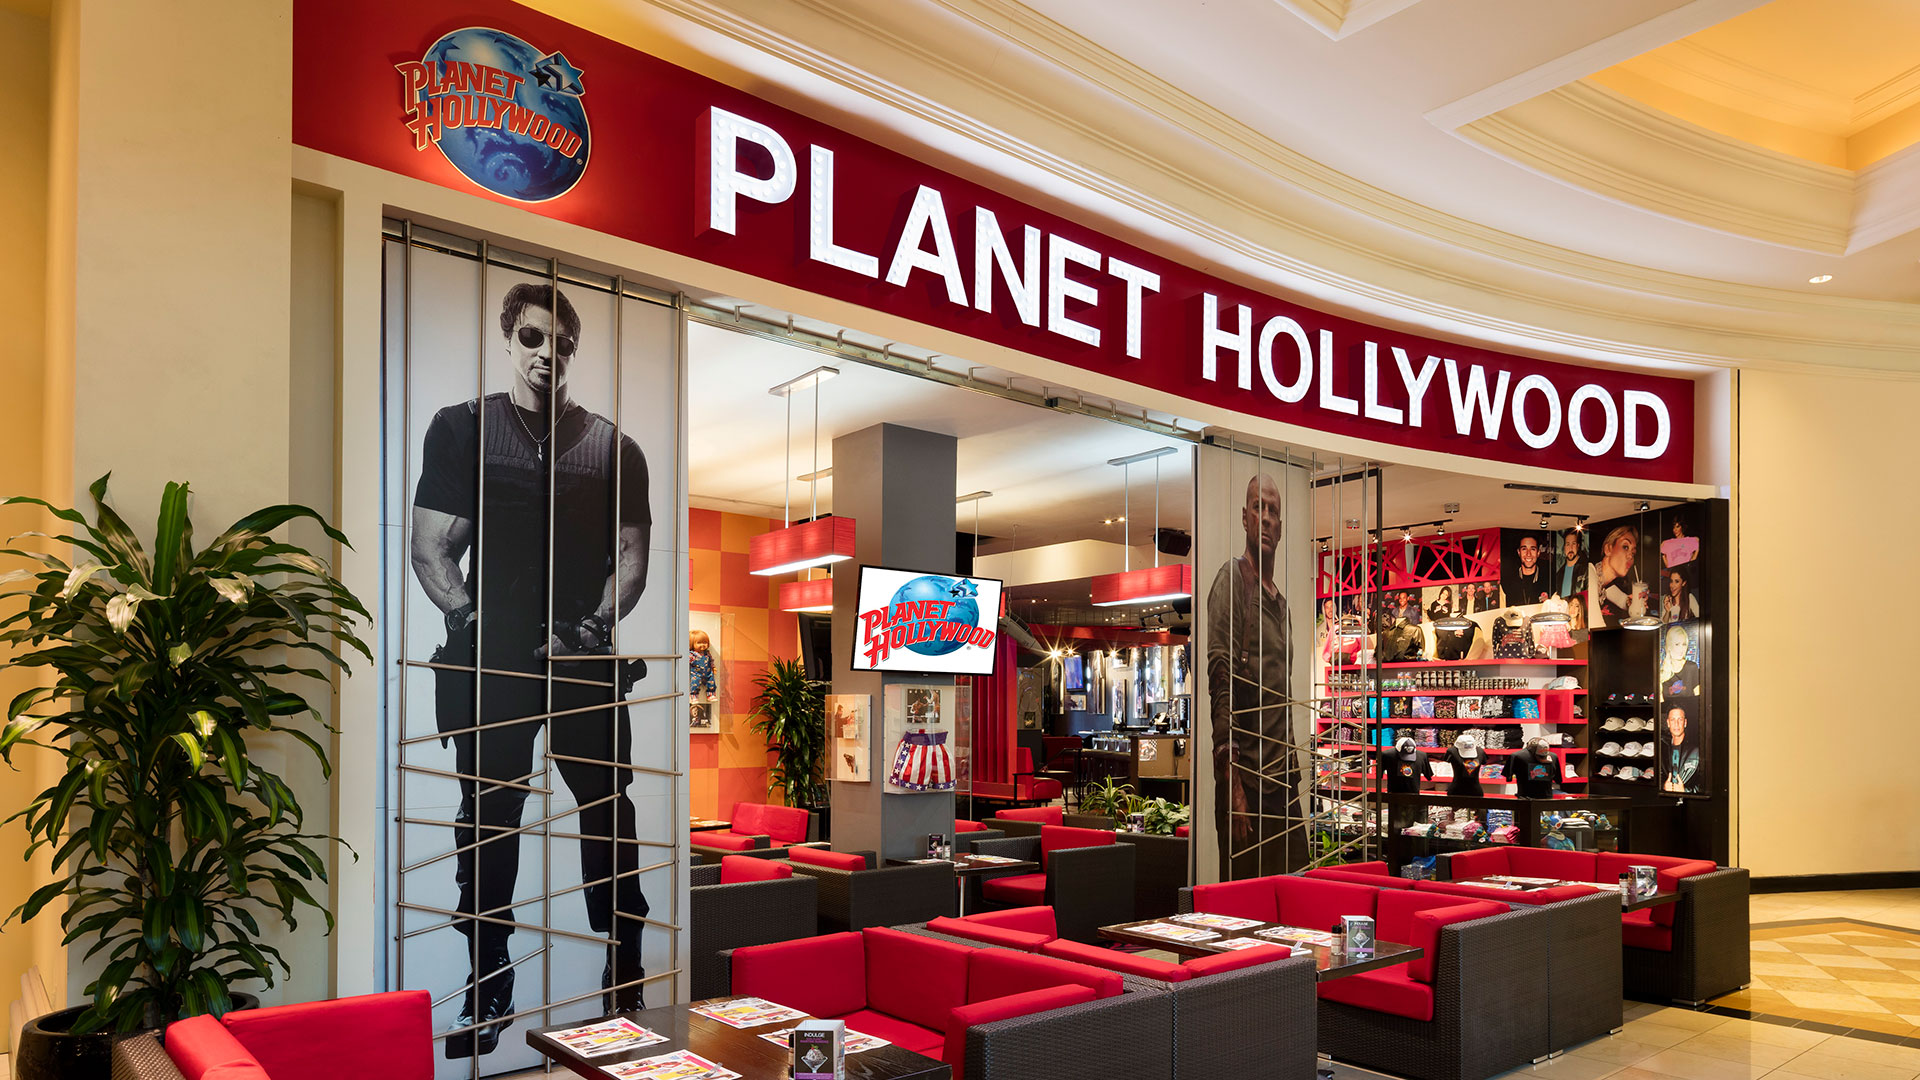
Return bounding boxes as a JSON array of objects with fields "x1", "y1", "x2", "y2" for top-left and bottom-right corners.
[
  {"x1": 810, "y1": 380, "x2": 820, "y2": 522},
  {"x1": 610, "y1": 275, "x2": 624, "y2": 1026},
  {"x1": 396, "y1": 222, "x2": 413, "y2": 996},
  {"x1": 1152, "y1": 455, "x2": 1161, "y2": 569},
  {"x1": 1122, "y1": 463, "x2": 1131, "y2": 573},
  {"x1": 471, "y1": 238, "x2": 490, "y2": 1080},
  {"x1": 1370, "y1": 464, "x2": 1384, "y2": 862},
  {"x1": 542, "y1": 251, "x2": 559, "y2": 1038},
  {"x1": 671, "y1": 295, "x2": 688, "y2": 1002},
  {"x1": 783, "y1": 390, "x2": 792, "y2": 527}
]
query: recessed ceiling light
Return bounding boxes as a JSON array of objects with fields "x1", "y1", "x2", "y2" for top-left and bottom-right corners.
[{"x1": 1808, "y1": 274, "x2": 1833, "y2": 284}]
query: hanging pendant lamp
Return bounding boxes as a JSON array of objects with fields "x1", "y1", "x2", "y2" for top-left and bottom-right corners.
[
  {"x1": 1090, "y1": 447, "x2": 1193, "y2": 607},
  {"x1": 753, "y1": 366, "x2": 857, "y2": 578}
]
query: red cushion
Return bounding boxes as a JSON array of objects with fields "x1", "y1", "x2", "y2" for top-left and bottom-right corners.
[
  {"x1": 790, "y1": 846, "x2": 867, "y2": 872},
  {"x1": 1340, "y1": 861, "x2": 1391, "y2": 876},
  {"x1": 1174, "y1": 825, "x2": 1189, "y2": 837},
  {"x1": 1273, "y1": 876, "x2": 1378, "y2": 932},
  {"x1": 1317, "y1": 966, "x2": 1435, "y2": 1021},
  {"x1": 928, "y1": 917, "x2": 1052, "y2": 952},
  {"x1": 1621, "y1": 908, "x2": 1675, "y2": 951},
  {"x1": 1184, "y1": 945, "x2": 1294, "y2": 977},
  {"x1": 733, "y1": 932, "x2": 867, "y2": 1019},
  {"x1": 699, "y1": 832, "x2": 761, "y2": 851},
  {"x1": 1015, "y1": 776, "x2": 1064, "y2": 801},
  {"x1": 964, "y1": 907, "x2": 1058, "y2": 939},
  {"x1": 1016, "y1": 746, "x2": 1038, "y2": 772},
  {"x1": 164, "y1": 1015, "x2": 266, "y2": 1080},
  {"x1": 1377, "y1": 891, "x2": 1506, "y2": 982},
  {"x1": 731, "y1": 801, "x2": 767, "y2": 837},
  {"x1": 759, "y1": 804, "x2": 812, "y2": 845},
  {"x1": 1306, "y1": 868, "x2": 1416, "y2": 890},
  {"x1": 834, "y1": 1009, "x2": 944, "y2": 1055},
  {"x1": 955, "y1": 819, "x2": 989, "y2": 833},
  {"x1": 1190, "y1": 878, "x2": 1280, "y2": 923},
  {"x1": 221, "y1": 991, "x2": 431, "y2": 1080},
  {"x1": 1039, "y1": 825, "x2": 1114, "y2": 870},
  {"x1": 862, "y1": 927, "x2": 972, "y2": 1034},
  {"x1": 1040, "y1": 938, "x2": 1190, "y2": 982},
  {"x1": 1446, "y1": 848, "x2": 1510, "y2": 880},
  {"x1": 721, "y1": 855, "x2": 794, "y2": 883},
  {"x1": 995, "y1": 806, "x2": 1064, "y2": 825},
  {"x1": 944, "y1": 986, "x2": 1097, "y2": 1080},
  {"x1": 1597, "y1": 854, "x2": 1716, "y2": 927},
  {"x1": 967, "y1": 947, "x2": 1123, "y2": 1003},
  {"x1": 1414, "y1": 880, "x2": 1590, "y2": 907},
  {"x1": 980, "y1": 873, "x2": 1047, "y2": 905},
  {"x1": 1507, "y1": 848, "x2": 1599, "y2": 882}
]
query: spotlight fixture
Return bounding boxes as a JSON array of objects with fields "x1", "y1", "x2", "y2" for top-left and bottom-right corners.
[
  {"x1": 1809, "y1": 274, "x2": 1833, "y2": 284},
  {"x1": 1539, "y1": 515, "x2": 1551, "y2": 529},
  {"x1": 1541, "y1": 494, "x2": 1559, "y2": 505}
]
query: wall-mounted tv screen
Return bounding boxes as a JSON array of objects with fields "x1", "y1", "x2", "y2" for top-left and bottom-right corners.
[{"x1": 850, "y1": 566, "x2": 1004, "y2": 676}]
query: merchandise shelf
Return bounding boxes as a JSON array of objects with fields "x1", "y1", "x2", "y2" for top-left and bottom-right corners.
[
  {"x1": 1326, "y1": 689, "x2": 1586, "y2": 698},
  {"x1": 1323, "y1": 743, "x2": 1588, "y2": 756}
]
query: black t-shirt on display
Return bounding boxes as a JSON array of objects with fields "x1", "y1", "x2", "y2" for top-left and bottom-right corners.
[
  {"x1": 1509, "y1": 748, "x2": 1558, "y2": 798},
  {"x1": 1444, "y1": 746, "x2": 1484, "y2": 796},
  {"x1": 1433, "y1": 622, "x2": 1478, "y2": 661},
  {"x1": 415, "y1": 394, "x2": 650, "y2": 671},
  {"x1": 1382, "y1": 749, "x2": 1432, "y2": 793}
]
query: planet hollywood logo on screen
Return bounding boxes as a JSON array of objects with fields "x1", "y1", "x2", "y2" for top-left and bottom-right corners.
[
  {"x1": 858, "y1": 575, "x2": 996, "y2": 667},
  {"x1": 395, "y1": 27, "x2": 591, "y2": 202}
]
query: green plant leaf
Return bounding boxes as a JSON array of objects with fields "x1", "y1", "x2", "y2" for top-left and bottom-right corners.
[{"x1": 151, "y1": 481, "x2": 192, "y2": 590}]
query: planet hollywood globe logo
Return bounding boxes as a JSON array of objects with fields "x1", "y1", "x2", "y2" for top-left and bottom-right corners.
[
  {"x1": 395, "y1": 27, "x2": 591, "y2": 203},
  {"x1": 858, "y1": 575, "x2": 995, "y2": 667}
]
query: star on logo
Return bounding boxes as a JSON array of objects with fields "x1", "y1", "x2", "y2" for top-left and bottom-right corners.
[
  {"x1": 531, "y1": 50, "x2": 585, "y2": 94},
  {"x1": 948, "y1": 579, "x2": 979, "y2": 599}
]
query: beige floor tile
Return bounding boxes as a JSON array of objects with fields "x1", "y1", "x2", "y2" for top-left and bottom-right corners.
[
  {"x1": 1779, "y1": 989, "x2": 1894, "y2": 1014},
  {"x1": 1769, "y1": 974, "x2": 1860, "y2": 994},
  {"x1": 1624, "y1": 1002, "x2": 1664, "y2": 1021},
  {"x1": 1638, "y1": 1010, "x2": 1728, "y2": 1033},
  {"x1": 1811, "y1": 954, "x2": 1897, "y2": 971},
  {"x1": 1859, "y1": 946, "x2": 1920, "y2": 960},
  {"x1": 1752, "y1": 963, "x2": 1834, "y2": 980},
  {"x1": 1776, "y1": 1049, "x2": 1920, "y2": 1080},
  {"x1": 1783, "y1": 934, "x2": 1845, "y2": 945},
  {"x1": 1840, "y1": 968, "x2": 1920, "y2": 985},
  {"x1": 1667, "y1": 1033, "x2": 1802, "y2": 1069},
  {"x1": 1491, "y1": 1053, "x2": 1624, "y2": 1079},
  {"x1": 1624, "y1": 1048, "x2": 1770, "y2": 1080},
  {"x1": 1695, "y1": 1019, "x2": 1829, "y2": 1050},
  {"x1": 1865, "y1": 982, "x2": 1920, "y2": 1001},
  {"x1": 1569, "y1": 1037, "x2": 1672, "y2": 1067},
  {"x1": 1751, "y1": 942, "x2": 1789, "y2": 954},
  {"x1": 1813, "y1": 1038, "x2": 1920, "y2": 1070},
  {"x1": 1619, "y1": 1020, "x2": 1715, "y2": 1046}
]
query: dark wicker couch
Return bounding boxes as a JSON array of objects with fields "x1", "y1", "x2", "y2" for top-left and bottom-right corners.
[
  {"x1": 968, "y1": 834, "x2": 1135, "y2": 944},
  {"x1": 113, "y1": 1034, "x2": 185, "y2": 1080},
  {"x1": 688, "y1": 860, "x2": 819, "y2": 999},
  {"x1": 786, "y1": 857, "x2": 956, "y2": 933},
  {"x1": 1116, "y1": 832, "x2": 1189, "y2": 919}
]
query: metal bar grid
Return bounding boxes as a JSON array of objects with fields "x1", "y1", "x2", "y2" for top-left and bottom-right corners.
[{"x1": 382, "y1": 220, "x2": 688, "y2": 1076}]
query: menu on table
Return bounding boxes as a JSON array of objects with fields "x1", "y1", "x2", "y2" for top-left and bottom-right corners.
[
  {"x1": 604, "y1": 1050, "x2": 741, "y2": 1080},
  {"x1": 1172, "y1": 913, "x2": 1264, "y2": 931},
  {"x1": 1212, "y1": 937, "x2": 1291, "y2": 953},
  {"x1": 757, "y1": 1027, "x2": 891, "y2": 1054},
  {"x1": 1483, "y1": 875, "x2": 1562, "y2": 887},
  {"x1": 1127, "y1": 922, "x2": 1221, "y2": 944},
  {"x1": 689, "y1": 997, "x2": 808, "y2": 1029},
  {"x1": 1256, "y1": 927, "x2": 1336, "y2": 947},
  {"x1": 545, "y1": 1018, "x2": 668, "y2": 1057},
  {"x1": 964, "y1": 854, "x2": 1023, "y2": 864}
]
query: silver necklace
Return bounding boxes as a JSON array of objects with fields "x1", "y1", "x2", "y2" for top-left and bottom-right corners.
[{"x1": 512, "y1": 403, "x2": 551, "y2": 460}]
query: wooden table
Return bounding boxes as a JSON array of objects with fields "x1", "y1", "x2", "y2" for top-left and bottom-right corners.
[
  {"x1": 1098, "y1": 916, "x2": 1422, "y2": 981},
  {"x1": 887, "y1": 854, "x2": 1037, "y2": 916},
  {"x1": 529, "y1": 1000, "x2": 949, "y2": 1080},
  {"x1": 689, "y1": 818, "x2": 731, "y2": 832},
  {"x1": 1453, "y1": 875, "x2": 1682, "y2": 913}
]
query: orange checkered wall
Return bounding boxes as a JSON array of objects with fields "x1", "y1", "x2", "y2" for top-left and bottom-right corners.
[{"x1": 688, "y1": 508, "x2": 802, "y2": 817}]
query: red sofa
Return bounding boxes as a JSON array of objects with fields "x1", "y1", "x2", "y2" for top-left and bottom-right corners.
[
  {"x1": 1180, "y1": 873, "x2": 1545, "y2": 1080},
  {"x1": 973, "y1": 826, "x2": 1135, "y2": 943},
  {"x1": 689, "y1": 801, "x2": 816, "y2": 862},
  {"x1": 783, "y1": 845, "x2": 957, "y2": 933},
  {"x1": 729, "y1": 926, "x2": 1169, "y2": 1080},
  {"x1": 117, "y1": 991, "x2": 431, "y2": 1080},
  {"x1": 1437, "y1": 846, "x2": 1750, "y2": 1004},
  {"x1": 1304, "y1": 861, "x2": 1416, "y2": 890}
]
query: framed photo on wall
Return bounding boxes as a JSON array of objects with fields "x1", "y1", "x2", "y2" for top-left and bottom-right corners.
[{"x1": 827, "y1": 693, "x2": 871, "y2": 782}]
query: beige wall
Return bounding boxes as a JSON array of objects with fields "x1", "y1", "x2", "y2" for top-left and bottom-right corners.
[
  {"x1": 0, "y1": 1, "x2": 66, "y2": 1042},
  {"x1": 1737, "y1": 368, "x2": 1920, "y2": 879}
]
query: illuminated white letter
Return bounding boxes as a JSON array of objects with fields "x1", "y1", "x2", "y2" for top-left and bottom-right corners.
[
  {"x1": 972, "y1": 208, "x2": 1040, "y2": 327},
  {"x1": 1256, "y1": 316, "x2": 1311, "y2": 403},
  {"x1": 699, "y1": 107, "x2": 795, "y2": 236},
  {"x1": 1318, "y1": 330, "x2": 1359, "y2": 416},
  {"x1": 1048, "y1": 235, "x2": 1102, "y2": 347},
  {"x1": 1106, "y1": 257, "x2": 1160, "y2": 359},
  {"x1": 1444, "y1": 359, "x2": 1511, "y2": 439},
  {"x1": 1511, "y1": 374, "x2": 1562, "y2": 449},
  {"x1": 885, "y1": 185, "x2": 967, "y2": 304},
  {"x1": 1362, "y1": 341, "x2": 1404, "y2": 425},
  {"x1": 1567, "y1": 385, "x2": 1618, "y2": 456},
  {"x1": 1392, "y1": 347, "x2": 1441, "y2": 429},
  {"x1": 1201, "y1": 294, "x2": 1250, "y2": 388},
  {"x1": 1623, "y1": 390, "x2": 1671, "y2": 460},
  {"x1": 808, "y1": 146, "x2": 878, "y2": 278}
]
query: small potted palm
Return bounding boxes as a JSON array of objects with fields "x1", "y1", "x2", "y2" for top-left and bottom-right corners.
[
  {"x1": 1, "y1": 478, "x2": 367, "y2": 1080},
  {"x1": 747, "y1": 657, "x2": 827, "y2": 819}
]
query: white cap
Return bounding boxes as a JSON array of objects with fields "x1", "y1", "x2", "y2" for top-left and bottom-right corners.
[
  {"x1": 1601, "y1": 718, "x2": 1625, "y2": 731},
  {"x1": 1599, "y1": 741, "x2": 1623, "y2": 755},
  {"x1": 1623, "y1": 741, "x2": 1641, "y2": 755},
  {"x1": 1599, "y1": 764, "x2": 1616, "y2": 777}
]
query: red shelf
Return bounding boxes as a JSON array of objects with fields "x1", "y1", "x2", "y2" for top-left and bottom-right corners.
[
  {"x1": 1314, "y1": 780, "x2": 1588, "y2": 793},
  {"x1": 1317, "y1": 719, "x2": 1591, "y2": 726},
  {"x1": 1330, "y1": 658, "x2": 1586, "y2": 670},
  {"x1": 1323, "y1": 743, "x2": 1588, "y2": 756},
  {"x1": 1329, "y1": 689, "x2": 1586, "y2": 698}
]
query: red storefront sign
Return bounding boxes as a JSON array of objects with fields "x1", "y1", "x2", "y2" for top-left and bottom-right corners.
[{"x1": 295, "y1": 0, "x2": 1696, "y2": 482}]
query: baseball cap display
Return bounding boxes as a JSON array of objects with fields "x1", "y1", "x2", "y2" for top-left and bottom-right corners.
[
  {"x1": 1599, "y1": 764, "x2": 1616, "y2": 777},
  {"x1": 1599, "y1": 741, "x2": 1623, "y2": 755},
  {"x1": 1544, "y1": 676, "x2": 1580, "y2": 690},
  {"x1": 1602, "y1": 717, "x2": 1626, "y2": 731},
  {"x1": 1622, "y1": 741, "x2": 1641, "y2": 756}
]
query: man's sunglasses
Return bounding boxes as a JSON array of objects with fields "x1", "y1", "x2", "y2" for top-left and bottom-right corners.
[{"x1": 516, "y1": 325, "x2": 577, "y2": 356}]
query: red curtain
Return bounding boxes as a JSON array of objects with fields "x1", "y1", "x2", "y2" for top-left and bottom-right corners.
[{"x1": 966, "y1": 636, "x2": 1019, "y2": 797}]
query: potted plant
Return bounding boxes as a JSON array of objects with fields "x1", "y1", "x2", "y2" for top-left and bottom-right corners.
[
  {"x1": 1079, "y1": 776, "x2": 1137, "y2": 823},
  {"x1": 0, "y1": 478, "x2": 367, "y2": 1078},
  {"x1": 1140, "y1": 796, "x2": 1190, "y2": 836},
  {"x1": 747, "y1": 657, "x2": 826, "y2": 811}
]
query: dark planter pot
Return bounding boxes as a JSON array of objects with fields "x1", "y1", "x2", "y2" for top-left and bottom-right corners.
[{"x1": 15, "y1": 994, "x2": 259, "y2": 1080}]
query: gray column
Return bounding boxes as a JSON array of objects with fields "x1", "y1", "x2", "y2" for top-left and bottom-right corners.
[{"x1": 830, "y1": 424, "x2": 957, "y2": 861}]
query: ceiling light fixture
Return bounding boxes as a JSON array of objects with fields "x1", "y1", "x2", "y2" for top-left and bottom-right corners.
[
  {"x1": 1091, "y1": 447, "x2": 1193, "y2": 607},
  {"x1": 1809, "y1": 274, "x2": 1833, "y2": 284},
  {"x1": 755, "y1": 366, "x2": 856, "y2": 578}
]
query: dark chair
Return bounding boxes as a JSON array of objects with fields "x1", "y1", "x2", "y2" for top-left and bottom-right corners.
[
  {"x1": 1116, "y1": 832, "x2": 1189, "y2": 919},
  {"x1": 973, "y1": 828, "x2": 1135, "y2": 944},
  {"x1": 1040, "y1": 736, "x2": 1083, "y2": 804},
  {"x1": 784, "y1": 846, "x2": 957, "y2": 933},
  {"x1": 1010, "y1": 746, "x2": 1063, "y2": 807},
  {"x1": 688, "y1": 860, "x2": 819, "y2": 999},
  {"x1": 992, "y1": 805, "x2": 1064, "y2": 838},
  {"x1": 953, "y1": 819, "x2": 1007, "y2": 853}
]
